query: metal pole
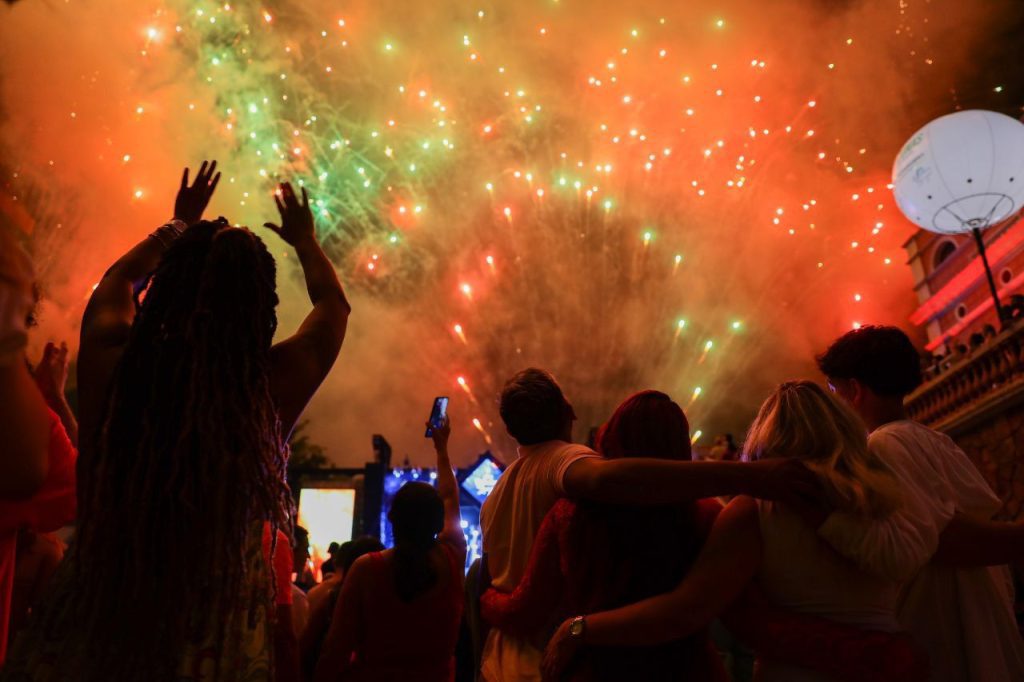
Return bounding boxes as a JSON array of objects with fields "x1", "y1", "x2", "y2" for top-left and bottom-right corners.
[{"x1": 972, "y1": 227, "x2": 1006, "y2": 327}]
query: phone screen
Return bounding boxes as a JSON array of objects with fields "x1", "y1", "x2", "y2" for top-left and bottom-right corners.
[{"x1": 425, "y1": 396, "x2": 449, "y2": 437}]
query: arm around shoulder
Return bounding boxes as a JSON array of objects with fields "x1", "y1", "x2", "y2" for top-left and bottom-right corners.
[{"x1": 578, "y1": 495, "x2": 761, "y2": 646}]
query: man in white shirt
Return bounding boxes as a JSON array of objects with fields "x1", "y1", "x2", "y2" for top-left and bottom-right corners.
[
  {"x1": 480, "y1": 368, "x2": 825, "y2": 682},
  {"x1": 816, "y1": 325, "x2": 1024, "y2": 682}
]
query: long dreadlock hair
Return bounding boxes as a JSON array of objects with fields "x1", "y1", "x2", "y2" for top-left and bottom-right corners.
[{"x1": 70, "y1": 221, "x2": 294, "y2": 679}]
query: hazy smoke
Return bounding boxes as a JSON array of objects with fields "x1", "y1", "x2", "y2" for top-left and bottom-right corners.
[{"x1": 0, "y1": 0, "x2": 1015, "y2": 467}]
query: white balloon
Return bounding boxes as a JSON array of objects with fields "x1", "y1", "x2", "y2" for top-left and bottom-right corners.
[{"x1": 892, "y1": 110, "x2": 1024, "y2": 234}]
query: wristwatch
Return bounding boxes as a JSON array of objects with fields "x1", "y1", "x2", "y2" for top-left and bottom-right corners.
[{"x1": 568, "y1": 615, "x2": 586, "y2": 640}]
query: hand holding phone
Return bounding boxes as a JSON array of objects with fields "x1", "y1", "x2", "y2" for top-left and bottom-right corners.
[{"x1": 425, "y1": 396, "x2": 449, "y2": 438}]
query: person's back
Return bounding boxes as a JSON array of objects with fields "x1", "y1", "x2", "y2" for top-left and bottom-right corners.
[
  {"x1": 551, "y1": 392, "x2": 724, "y2": 681},
  {"x1": 559, "y1": 498, "x2": 726, "y2": 681},
  {"x1": 818, "y1": 326, "x2": 1024, "y2": 682},
  {"x1": 869, "y1": 420, "x2": 1024, "y2": 681},
  {"x1": 757, "y1": 500, "x2": 900, "y2": 628},
  {"x1": 5, "y1": 169, "x2": 350, "y2": 681},
  {"x1": 482, "y1": 439, "x2": 597, "y2": 590},
  {"x1": 313, "y1": 421, "x2": 466, "y2": 682},
  {"x1": 479, "y1": 369, "x2": 596, "y2": 681},
  {"x1": 755, "y1": 499, "x2": 901, "y2": 682},
  {"x1": 346, "y1": 545, "x2": 464, "y2": 681}
]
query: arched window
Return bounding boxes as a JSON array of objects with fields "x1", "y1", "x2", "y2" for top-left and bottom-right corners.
[{"x1": 933, "y1": 239, "x2": 957, "y2": 270}]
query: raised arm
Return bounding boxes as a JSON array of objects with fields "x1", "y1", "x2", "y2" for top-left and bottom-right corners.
[
  {"x1": 429, "y1": 415, "x2": 467, "y2": 558},
  {"x1": 78, "y1": 161, "x2": 219, "y2": 448},
  {"x1": 32, "y1": 341, "x2": 77, "y2": 447},
  {"x1": 561, "y1": 456, "x2": 822, "y2": 508},
  {"x1": 264, "y1": 182, "x2": 350, "y2": 437},
  {"x1": 541, "y1": 496, "x2": 762, "y2": 680}
]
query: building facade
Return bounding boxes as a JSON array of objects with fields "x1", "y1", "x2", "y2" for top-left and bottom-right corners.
[{"x1": 903, "y1": 215, "x2": 1024, "y2": 519}]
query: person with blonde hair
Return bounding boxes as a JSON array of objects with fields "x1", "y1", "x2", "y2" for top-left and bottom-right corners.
[
  {"x1": 743, "y1": 381, "x2": 901, "y2": 520},
  {"x1": 543, "y1": 381, "x2": 926, "y2": 682}
]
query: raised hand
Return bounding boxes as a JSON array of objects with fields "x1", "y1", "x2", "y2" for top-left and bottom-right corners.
[
  {"x1": 32, "y1": 341, "x2": 69, "y2": 406},
  {"x1": 263, "y1": 182, "x2": 316, "y2": 247},
  {"x1": 174, "y1": 160, "x2": 221, "y2": 225},
  {"x1": 428, "y1": 415, "x2": 451, "y2": 452}
]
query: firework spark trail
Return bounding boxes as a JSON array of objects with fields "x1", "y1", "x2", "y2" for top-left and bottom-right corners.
[{"x1": 0, "y1": 0, "x2": 1014, "y2": 464}]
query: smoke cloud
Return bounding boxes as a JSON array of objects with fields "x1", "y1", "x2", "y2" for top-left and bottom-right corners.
[{"x1": 0, "y1": 0, "x2": 1018, "y2": 467}]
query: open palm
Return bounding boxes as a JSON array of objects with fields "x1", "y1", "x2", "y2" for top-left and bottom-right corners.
[
  {"x1": 174, "y1": 160, "x2": 221, "y2": 225},
  {"x1": 263, "y1": 182, "x2": 315, "y2": 247}
]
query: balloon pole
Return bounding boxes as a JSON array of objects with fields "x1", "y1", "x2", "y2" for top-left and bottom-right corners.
[{"x1": 972, "y1": 227, "x2": 1006, "y2": 327}]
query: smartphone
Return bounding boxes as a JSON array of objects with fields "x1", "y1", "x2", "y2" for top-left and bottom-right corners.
[{"x1": 425, "y1": 396, "x2": 449, "y2": 437}]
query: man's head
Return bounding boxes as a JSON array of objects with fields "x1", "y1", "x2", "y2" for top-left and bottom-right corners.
[
  {"x1": 499, "y1": 368, "x2": 576, "y2": 445},
  {"x1": 816, "y1": 325, "x2": 922, "y2": 413},
  {"x1": 292, "y1": 525, "x2": 310, "y2": 570}
]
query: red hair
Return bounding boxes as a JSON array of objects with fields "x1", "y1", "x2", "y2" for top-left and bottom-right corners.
[{"x1": 596, "y1": 390, "x2": 691, "y2": 461}]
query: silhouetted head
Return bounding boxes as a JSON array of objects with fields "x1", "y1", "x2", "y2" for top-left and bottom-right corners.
[
  {"x1": 499, "y1": 368, "x2": 576, "y2": 445},
  {"x1": 340, "y1": 535, "x2": 385, "y2": 574},
  {"x1": 388, "y1": 482, "x2": 445, "y2": 602},
  {"x1": 816, "y1": 325, "x2": 922, "y2": 407},
  {"x1": 139, "y1": 219, "x2": 279, "y2": 351},
  {"x1": 596, "y1": 390, "x2": 690, "y2": 461},
  {"x1": 389, "y1": 482, "x2": 444, "y2": 548},
  {"x1": 293, "y1": 525, "x2": 311, "y2": 571}
]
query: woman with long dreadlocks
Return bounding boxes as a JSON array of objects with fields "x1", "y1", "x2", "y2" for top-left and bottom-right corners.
[{"x1": 3, "y1": 162, "x2": 351, "y2": 682}]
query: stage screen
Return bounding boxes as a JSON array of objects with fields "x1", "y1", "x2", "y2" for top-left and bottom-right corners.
[
  {"x1": 461, "y1": 458, "x2": 503, "y2": 505},
  {"x1": 298, "y1": 488, "x2": 357, "y2": 575}
]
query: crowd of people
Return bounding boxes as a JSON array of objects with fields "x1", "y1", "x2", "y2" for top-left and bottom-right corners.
[{"x1": 2, "y1": 160, "x2": 1024, "y2": 681}]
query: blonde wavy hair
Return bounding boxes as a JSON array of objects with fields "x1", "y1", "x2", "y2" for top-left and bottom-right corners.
[{"x1": 743, "y1": 380, "x2": 901, "y2": 519}]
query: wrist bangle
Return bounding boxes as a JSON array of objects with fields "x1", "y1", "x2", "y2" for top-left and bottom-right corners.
[{"x1": 149, "y1": 220, "x2": 186, "y2": 250}]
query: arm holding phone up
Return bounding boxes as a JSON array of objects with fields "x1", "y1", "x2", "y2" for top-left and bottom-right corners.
[{"x1": 427, "y1": 404, "x2": 467, "y2": 557}]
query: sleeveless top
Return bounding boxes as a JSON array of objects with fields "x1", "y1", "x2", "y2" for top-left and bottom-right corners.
[{"x1": 3, "y1": 523, "x2": 280, "y2": 681}]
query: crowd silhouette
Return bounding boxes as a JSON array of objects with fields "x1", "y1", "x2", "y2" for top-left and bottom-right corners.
[{"x1": 1, "y1": 161, "x2": 1024, "y2": 682}]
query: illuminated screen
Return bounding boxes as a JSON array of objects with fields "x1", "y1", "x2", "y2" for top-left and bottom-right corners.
[
  {"x1": 298, "y1": 488, "x2": 356, "y2": 576},
  {"x1": 461, "y1": 458, "x2": 503, "y2": 505}
]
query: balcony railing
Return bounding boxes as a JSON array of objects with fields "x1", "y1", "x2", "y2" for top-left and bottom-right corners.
[{"x1": 906, "y1": 319, "x2": 1024, "y2": 434}]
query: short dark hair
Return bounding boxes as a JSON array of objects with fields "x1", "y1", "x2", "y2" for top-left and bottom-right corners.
[
  {"x1": 499, "y1": 368, "x2": 570, "y2": 445},
  {"x1": 339, "y1": 535, "x2": 384, "y2": 573},
  {"x1": 816, "y1": 326, "x2": 923, "y2": 397}
]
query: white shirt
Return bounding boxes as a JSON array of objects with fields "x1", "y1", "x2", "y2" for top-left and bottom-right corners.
[
  {"x1": 757, "y1": 499, "x2": 901, "y2": 682},
  {"x1": 479, "y1": 440, "x2": 597, "y2": 682},
  {"x1": 819, "y1": 420, "x2": 1024, "y2": 682}
]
